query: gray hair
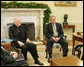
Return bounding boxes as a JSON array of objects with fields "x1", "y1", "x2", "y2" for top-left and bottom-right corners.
[{"x1": 50, "y1": 16, "x2": 56, "y2": 19}]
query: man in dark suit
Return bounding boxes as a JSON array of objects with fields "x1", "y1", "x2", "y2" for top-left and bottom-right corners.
[
  {"x1": 9, "y1": 18, "x2": 43, "y2": 65},
  {"x1": 45, "y1": 16, "x2": 68, "y2": 62},
  {"x1": 1, "y1": 46, "x2": 28, "y2": 66}
]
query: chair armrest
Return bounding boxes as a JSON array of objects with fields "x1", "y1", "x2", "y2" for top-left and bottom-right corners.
[{"x1": 1, "y1": 42, "x2": 11, "y2": 51}]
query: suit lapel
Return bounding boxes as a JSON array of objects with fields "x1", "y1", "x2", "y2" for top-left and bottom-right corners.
[
  {"x1": 56, "y1": 23, "x2": 59, "y2": 32},
  {"x1": 50, "y1": 23, "x2": 53, "y2": 33},
  {"x1": 1, "y1": 46, "x2": 10, "y2": 55}
]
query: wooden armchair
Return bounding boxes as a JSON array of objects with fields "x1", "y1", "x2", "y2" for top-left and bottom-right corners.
[{"x1": 1, "y1": 42, "x2": 11, "y2": 51}]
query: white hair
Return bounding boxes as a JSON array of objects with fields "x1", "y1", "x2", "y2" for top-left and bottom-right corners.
[{"x1": 14, "y1": 18, "x2": 21, "y2": 22}]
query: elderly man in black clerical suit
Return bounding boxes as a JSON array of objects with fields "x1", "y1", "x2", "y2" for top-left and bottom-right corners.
[
  {"x1": 9, "y1": 18, "x2": 43, "y2": 66},
  {"x1": 1, "y1": 46, "x2": 28, "y2": 66},
  {"x1": 45, "y1": 16, "x2": 68, "y2": 62}
]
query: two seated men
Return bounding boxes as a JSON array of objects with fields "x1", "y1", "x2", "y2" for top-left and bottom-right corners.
[{"x1": 1, "y1": 16, "x2": 68, "y2": 66}]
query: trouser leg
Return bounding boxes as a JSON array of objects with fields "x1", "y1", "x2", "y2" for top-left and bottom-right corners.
[
  {"x1": 26, "y1": 43, "x2": 39, "y2": 61},
  {"x1": 58, "y1": 38, "x2": 68, "y2": 57},
  {"x1": 47, "y1": 38, "x2": 68, "y2": 57},
  {"x1": 47, "y1": 39, "x2": 55, "y2": 58},
  {"x1": 20, "y1": 45, "x2": 28, "y2": 60},
  {"x1": 13, "y1": 42, "x2": 28, "y2": 60}
]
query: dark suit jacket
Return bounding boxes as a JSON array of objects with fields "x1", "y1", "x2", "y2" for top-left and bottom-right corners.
[
  {"x1": 9, "y1": 24, "x2": 29, "y2": 43},
  {"x1": 1, "y1": 48, "x2": 28, "y2": 66},
  {"x1": 45, "y1": 22, "x2": 64, "y2": 39},
  {"x1": 1, "y1": 48, "x2": 15, "y2": 66}
]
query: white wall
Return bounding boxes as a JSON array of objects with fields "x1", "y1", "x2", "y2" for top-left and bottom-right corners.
[{"x1": 1, "y1": 1, "x2": 83, "y2": 40}]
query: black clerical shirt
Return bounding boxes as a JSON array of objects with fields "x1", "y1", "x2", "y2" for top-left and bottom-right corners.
[{"x1": 9, "y1": 24, "x2": 29, "y2": 43}]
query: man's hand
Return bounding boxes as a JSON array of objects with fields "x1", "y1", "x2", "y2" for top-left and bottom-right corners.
[
  {"x1": 26, "y1": 38, "x2": 32, "y2": 43},
  {"x1": 52, "y1": 37, "x2": 56, "y2": 41},
  {"x1": 55, "y1": 37, "x2": 60, "y2": 42},
  {"x1": 52, "y1": 37, "x2": 60, "y2": 42},
  {"x1": 18, "y1": 41, "x2": 24, "y2": 47},
  {"x1": 10, "y1": 51, "x2": 18, "y2": 59}
]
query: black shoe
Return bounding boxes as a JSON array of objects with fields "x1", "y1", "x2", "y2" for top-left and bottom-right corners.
[
  {"x1": 35, "y1": 60, "x2": 44, "y2": 66},
  {"x1": 48, "y1": 57, "x2": 52, "y2": 63},
  {"x1": 24, "y1": 58, "x2": 27, "y2": 60},
  {"x1": 63, "y1": 55, "x2": 67, "y2": 57}
]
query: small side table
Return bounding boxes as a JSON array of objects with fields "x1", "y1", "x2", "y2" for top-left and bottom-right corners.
[
  {"x1": 50, "y1": 55, "x2": 83, "y2": 66},
  {"x1": 63, "y1": 25, "x2": 75, "y2": 33},
  {"x1": 72, "y1": 32, "x2": 83, "y2": 55}
]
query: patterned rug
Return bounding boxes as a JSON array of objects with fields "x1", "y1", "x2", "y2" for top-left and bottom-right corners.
[{"x1": 26, "y1": 45, "x2": 76, "y2": 66}]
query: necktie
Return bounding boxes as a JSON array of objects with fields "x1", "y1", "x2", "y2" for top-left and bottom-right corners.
[{"x1": 52, "y1": 24, "x2": 58, "y2": 36}]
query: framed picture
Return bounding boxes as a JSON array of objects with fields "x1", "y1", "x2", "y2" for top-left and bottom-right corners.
[{"x1": 55, "y1": 1, "x2": 77, "y2": 6}]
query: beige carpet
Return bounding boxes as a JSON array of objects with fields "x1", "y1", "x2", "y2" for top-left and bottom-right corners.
[{"x1": 26, "y1": 45, "x2": 74, "y2": 66}]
